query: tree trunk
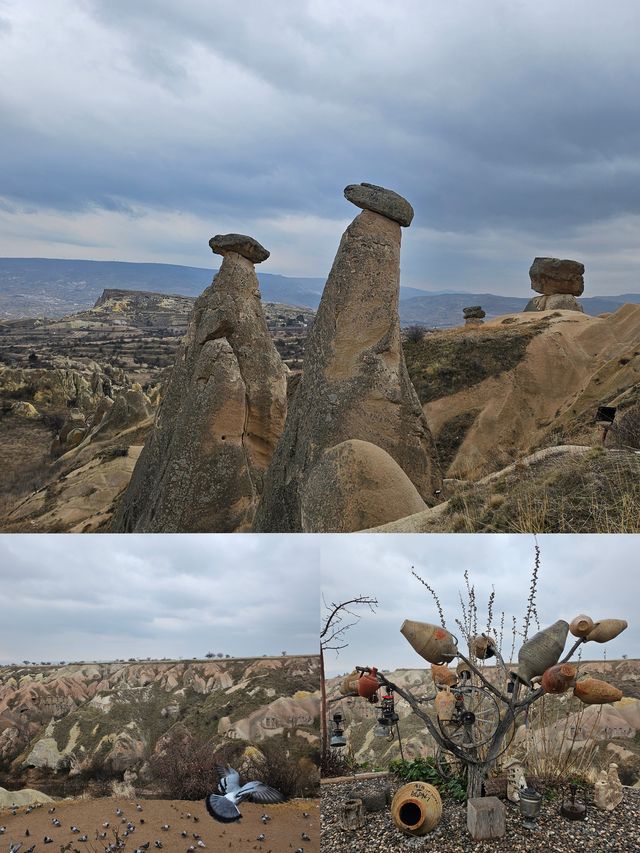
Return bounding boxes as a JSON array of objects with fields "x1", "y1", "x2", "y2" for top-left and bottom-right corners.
[
  {"x1": 320, "y1": 647, "x2": 328, "y2": 762},
  {"x1": 467, "y1": 763, "x2": 486, "y2": 799}
]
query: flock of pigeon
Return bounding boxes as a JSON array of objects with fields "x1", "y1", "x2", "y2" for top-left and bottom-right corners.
[{"x1": 1, "y1": 766, "x2": 314, "y2": 852}]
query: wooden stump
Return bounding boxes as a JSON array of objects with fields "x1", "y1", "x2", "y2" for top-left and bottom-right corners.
[
  {"x1": 340, "y1": 798, "x2": 365, "y2": 830},
  {"x1": 467, "y1": 796, "x2": 506, "y2": 840}
]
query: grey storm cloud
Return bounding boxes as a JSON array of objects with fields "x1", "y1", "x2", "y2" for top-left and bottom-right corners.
[
  {"x1": 0, "y1": 534, "x2": 320, "y2": 663},
  {"x1": 1, "y1": 0, "x2": 640, "y2": 291},
  {"x1": 321, "y1": 534, "x2": 639, "y2": 676}
]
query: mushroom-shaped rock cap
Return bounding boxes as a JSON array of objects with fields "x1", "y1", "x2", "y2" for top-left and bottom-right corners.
[
  {"x1": 344, "y1": 182, "x2": 414, "y2": 226},
  {"x1": 209, "y1": 233, "x2": 270, "y2": 264}
]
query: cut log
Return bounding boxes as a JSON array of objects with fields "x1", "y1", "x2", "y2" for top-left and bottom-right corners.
[
  {"x1": 467, "y1": 796, "x2": 506, "y2": 840},
  {"x1": 339, "y1": 798, "x2": 365, "y2": 830}
]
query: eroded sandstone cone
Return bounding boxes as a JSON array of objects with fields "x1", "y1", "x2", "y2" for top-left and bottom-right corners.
[
  {"x1": 299, "y1": 439, "x2": 427, "y2": 532},
  {"x1": 111, "y1": 237, "x2": 287, "y2": 532},
  {"x1": 253, "y1": 185, "x2": 441, "y2": 531},
  {"x1": 524, "y1": 293, "x2": 584, "y2": 313}
]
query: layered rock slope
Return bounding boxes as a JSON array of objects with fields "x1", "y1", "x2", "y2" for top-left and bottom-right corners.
[
  {"x1": 254, "y1": 184, "x2": 441, "y2": 532},
  {"x1": 0, "y1": 657, "x2": 319, "y2": 782},
  {"x1": 326, "y1": 660, "x2": 640, "y2": 783},
  {"x1": 112, "y1": 236, "x2": 287, "y2": 532}
]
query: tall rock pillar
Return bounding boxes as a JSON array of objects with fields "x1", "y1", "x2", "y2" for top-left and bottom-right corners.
[
  {"x1": 254, "y1": 183, "x2": 441, "y2": 532},
  {"x1": 111, "y1": 234, "x2": 287, "y2": 532}
]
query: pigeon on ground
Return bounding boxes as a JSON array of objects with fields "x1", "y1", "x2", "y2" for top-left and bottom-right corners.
[
  {"x1": 205, "y1": 765, "x2": 284, "y2": 823},
  {"x1": 9, "y1": 843, "x2": 22, "y2": 853}
]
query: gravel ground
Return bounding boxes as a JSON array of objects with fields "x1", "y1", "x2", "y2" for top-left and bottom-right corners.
[
  {"x1": 321, "y1": 777, "x2": 640, "y2": 853},
  {"x1": 0, "y1": 795, "x2": 319, "y2": 852}
]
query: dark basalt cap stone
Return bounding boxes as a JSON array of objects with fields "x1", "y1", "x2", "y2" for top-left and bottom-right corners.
[
  {"x1": 344, "y1": 182, "x2": 414, "y2": 227},
  {"x1": 463, "y1": 306, "x2": 486, "y2": 318},
  {"x1": 209, "y1": 233, "x2": 270, "y2": 263}
]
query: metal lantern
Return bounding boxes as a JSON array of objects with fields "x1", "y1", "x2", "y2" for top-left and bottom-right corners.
[
  {"x1": 560, "y1": 783, "x2": 588, "y2": 820},
  {"x1": 519, "y1": 787, "x2": 542, "y2": 830},
  {"x1": 373, "y1": 692, "x2": 399, "y2": 739},
  {"x1": 330, "y1": 712, "x2": 347, "y2": 748}
]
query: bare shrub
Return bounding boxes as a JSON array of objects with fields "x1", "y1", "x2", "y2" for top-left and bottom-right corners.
[
  {"x1": 253, "y1": 738, "x2": 320, "y2": 798},
  {"x1": 149, "y1": 731, "x2": 221, "y2": 800},
  {"x1": 404, "y1": 324, "x2": 427, "y2": 343}
]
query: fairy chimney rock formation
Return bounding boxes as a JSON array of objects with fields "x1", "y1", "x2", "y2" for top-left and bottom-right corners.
[
  {"x1": 111, "y1": 234, "x2": 287, "y2": 532},
  {"x1": 253, "y1": 183, "x2": 442, "y2": 532},
  {"x1": 525, "y1": 257, "x2": 585, "y2": 313},
  {"x1": 463, "y1": 306, "x2": 486, "y2": 326}
]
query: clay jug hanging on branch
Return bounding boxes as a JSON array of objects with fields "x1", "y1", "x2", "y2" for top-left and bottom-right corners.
[
  {"x1": 339, "y1": 671, "x2": 360, "y2": 696},
  {"x1": 431, "y1": 663, "x2": 457, "y2": 688},
  {"x1": 434, "y1": 688, "x2": 456, "y2": 723},
  {"x1": 513, "y1": 620, "x2": 569, "y2": 686},
  {"x1": 585, "y1": 619, "x2": 628, "y2": 644},
  {"x1": 469, "y1": 634, "x2": 496, "y2": 660},
  {"x1": 357, "y1": 667, "x2": 380, "y2": 700},
  {"x1": 569, "y1": 615, "x2": 595, "y2": 638},
  {"x1": 541, "y1": 663, "x2": 577, "y2": 694},
  {"x1": 400, "y1": 620, "x2": 458, "y2": 664},
  {"x1": 573, "y1": 678, "x2": 623, "y2": 705}
]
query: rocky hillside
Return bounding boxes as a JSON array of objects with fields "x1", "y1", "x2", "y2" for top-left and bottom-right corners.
[
  {"x1": 0, "y1": 258, "x2": 326, "y2": 318},
  {"x1": 373, "y1": 304, "x2": 640, "y2": 532},
  {"x1": 327, "y1": 659, "x2": 640, "y2": 785},
  {"x1": 0, "y1": 657, "x2": 319, "y2": 790}
]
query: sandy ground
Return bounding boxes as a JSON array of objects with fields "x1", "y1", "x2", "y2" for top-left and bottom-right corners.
[{"x1": 0, "y1": 796, "x2": 319, "y2": 852}]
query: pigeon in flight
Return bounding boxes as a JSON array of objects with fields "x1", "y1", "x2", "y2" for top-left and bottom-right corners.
[{"x1": 205, "y1": 765, "x2": 283, "y2": 823}]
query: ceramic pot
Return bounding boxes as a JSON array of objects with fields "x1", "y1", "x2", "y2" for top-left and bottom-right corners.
[
  {"x1": 456, "y1": 660, "x2": 472, "y2": 679},
  {"x1": 434, "y1": 688, "x2": 456, "y2": 722},
  {"x1": 569, "y1": 615, "x2": 595, "y2": 638},
  {"x1": 357, "y1": 667, "x2": 379, "y2": 699},
  {"x1": 573, "y1": 678, "x2": 623, "y2": 705},
  {"x1": 400, "y1": 620, "x2": 457, "y2": 665},
  {"x1": 585, "y1": 619, "x2": 628, "y2": 644},
  {"x1": 339, "y1": 671, "x2": 360, "y2": 696},
  {"x1": 470, "y1": 634, "x2": 496, "y2": 660},
  {"x1": 431, "y1": 663, "x2": 457, "y2": 687},
  {"x1": 391, "y1": 782, "x2": 442, "y2": 836},
  {"x1": 541, "y1": 663, "x2": 577, "y2": 694},
  {"x1": 513, "y1": 620, "x2": 569, "y2": 686}
]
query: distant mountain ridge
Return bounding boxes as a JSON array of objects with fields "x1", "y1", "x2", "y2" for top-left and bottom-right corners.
[{"x1": 1, "y1": 257, "x2": 638, "y2": 326}]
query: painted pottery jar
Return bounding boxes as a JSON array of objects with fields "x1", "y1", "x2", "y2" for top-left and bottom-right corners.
[
  {"x1": 391, "y1": 782, "x2": 443, "y2": 836},
  {"x1": 400, "y1": 620, "x2": 458, "y2": 665}
]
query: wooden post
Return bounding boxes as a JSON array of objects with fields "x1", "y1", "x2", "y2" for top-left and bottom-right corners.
[
  {"x1": 467, "y1": 797, "x2": 506, "y2": 840},
  {"x1": 339, "y1": 798, "x2": 365, "y2": 831}
]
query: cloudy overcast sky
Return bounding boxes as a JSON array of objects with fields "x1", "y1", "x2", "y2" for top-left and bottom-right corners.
[
  {"x1": 321, "y1": 534, "x2": 638, "y2": 676},
  {"x1": 0, "y1": 534, "x2": 319, "y2": 663},
  {"x1": 1, "y1": 1, "x2": 639, "y2": 295}
]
